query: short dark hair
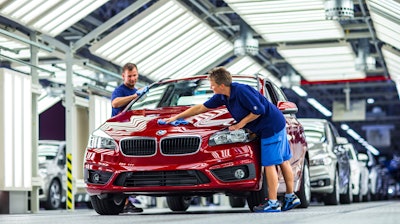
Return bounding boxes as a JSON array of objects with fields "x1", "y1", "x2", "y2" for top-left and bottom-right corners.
[
  {"x1": 208, "y1": 67, "x2": 232, "y2": 86},
  {"x1": 122, "y1": 63, "x2": 137, "y2": 72}
]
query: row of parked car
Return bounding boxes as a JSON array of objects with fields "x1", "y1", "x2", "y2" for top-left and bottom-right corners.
[{"x1": 298, "y1": 118, "x2": 391, "y2": 205}]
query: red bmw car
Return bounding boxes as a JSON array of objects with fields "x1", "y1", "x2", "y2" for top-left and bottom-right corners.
[{"x1": 84, "y1": 75, "x2": 310, "y2": 215}]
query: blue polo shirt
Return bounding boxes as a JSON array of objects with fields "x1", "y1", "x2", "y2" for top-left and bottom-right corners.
[
  {"x1": 111, "y1": 84, "x2": 138, "y2": 116},
  {"x1": 203, "y1": 82, "x2": 285, "y2": 137}
]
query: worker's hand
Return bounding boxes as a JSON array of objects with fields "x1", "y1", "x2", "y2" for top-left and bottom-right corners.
[
  {"x1": 229, "y1": 123, "x2": 244, "y2": 131},
  {"x1": 163, "y1": 117, "x2": 177, "y2": 124},
  {"x1": 136, "y1": 86, "x2": 148, "y2": 96}
]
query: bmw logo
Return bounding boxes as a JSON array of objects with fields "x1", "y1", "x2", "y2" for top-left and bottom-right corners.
[{"x1": 156, "y1": 130, "x2": 167, "y2": 136}]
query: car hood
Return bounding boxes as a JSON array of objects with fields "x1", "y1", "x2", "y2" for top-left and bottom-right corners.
[{"x1": 100, "y1": 106, "x2": 235, "y2": 140}]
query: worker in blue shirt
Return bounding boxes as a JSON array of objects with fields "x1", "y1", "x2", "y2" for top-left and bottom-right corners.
[
  {"x1": 164, "y1": 67, "x2": 300, "y2": 212},
  {"x1": 111, "y1": 62, "x2": 146, "y2": 213},
  {"x1": 111, "y1": 63, "x2": 147, "y2": 116}
]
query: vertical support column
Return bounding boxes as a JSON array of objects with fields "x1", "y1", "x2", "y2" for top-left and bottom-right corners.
[
  {"x1": 65, "y1": 47, "x2": 75, "y2": 210},
  {"x1": 30, "y1": 32, "x2": 40, "y2": 213}
]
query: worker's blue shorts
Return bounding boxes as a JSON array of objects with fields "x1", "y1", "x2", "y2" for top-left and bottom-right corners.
[{"x1": 260, "y1": 128, "x2": 292, "y2": 166}]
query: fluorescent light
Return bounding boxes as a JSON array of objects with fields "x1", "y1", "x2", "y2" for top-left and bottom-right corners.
[
  {"x1": 244, "y1": 11, "x2": 325, "y2": 24},
  {"x1": 169, "y1": 42, "x2": 232, "y2": 79},
  {"x1": 1, "y1": 0, "x2": 108, "y2": 36},
  {"x1": 367, "y1": 98, "x2": 375, "y2": 104},
  {"x1": 278, "y1": 43, "x2": 365, "y2": 81},
  {"x1": 294, "y1": 61, "x2": 357, "y2": 70},
  {"x1": 340, "y1": 123, "x2": 380, "y2": 156},
  {"x1": 224, "y1": 56, "x2": 281, "y2": 86},
  {"x1": 292, "y1": 86, "x2": 308, "y2": 97},
  {"x1": 225, "y1": 0, "x2": 324, "y2": 13},
  {"x1": 90, "y1": 0, "x2": 232, "y2": 80},
  {"x1": 286, "y1": 55, "x2": 354, "y2": 64},
  {"x1": 254, "y1": 21, "x2": 339, "y2": 33},
  {"x1": 225, "y1": 0, "x2": 344, "y2": 42},
  {"x1": 307, "y1": 98, "x2": 332, "y2": 117},
  {"x1": 368, "y1": 0, "x2": 400, "y2": 50},
  {"x1": 382, "y1": 46, "x2": 400, "y2": 78},
  {"x1": 367, "y1": 0, "x2": 400, "y2": 20},
  {"x1": 341, "y1": 124, "x2": 349, "y2": 130}
]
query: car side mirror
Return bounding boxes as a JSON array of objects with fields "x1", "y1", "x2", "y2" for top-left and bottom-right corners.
[
  {"x1": 58, "y1": 154, "x2": 66, "y2": 166},
  {"x1": 336, "y1": 137, "x2": 348, "y2": 145},
  {"x1": 277, "y1": 101, "x2": 298, "y2": 114},
  {"x1": 357, "y1": 153, "x2": 368, "y2": 162}
]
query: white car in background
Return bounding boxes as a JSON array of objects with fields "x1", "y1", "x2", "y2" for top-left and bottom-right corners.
[
  {"x1": 357, "y1": 153, "x2": 370, "y2": 202},
  {"x1": 343, "y1": 143, "x2": 362, "y2": 202},
  {"x1": 38, "y1": 140, "x2": 91, "y2": 209}
]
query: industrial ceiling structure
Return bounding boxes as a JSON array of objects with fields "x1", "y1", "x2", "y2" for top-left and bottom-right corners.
[{"x1": 0, "y1": 0, "x2": 399, "y2": 157}]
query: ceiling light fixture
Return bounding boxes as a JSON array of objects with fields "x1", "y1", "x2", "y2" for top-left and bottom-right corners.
[
  {"x1": 307, "y1": 98, "x2": 333, "y2": 117},
  {"x1": 324, "y1": 0, "x2": 354, "y2": 20}
]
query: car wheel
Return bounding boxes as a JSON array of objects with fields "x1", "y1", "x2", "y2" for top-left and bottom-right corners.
[
  {"x1": 44, "y1": 179, "x2": 62, "y2": 210},
  {"x1": 90, "y1": 194, "x2": 125, "y2": 215},
  {"x1": 166, "y1": 196, "x2": 191, "y2": 212},
  {"x1": 86, "y1": 201, "x2": 93, "y2": 209},
  {"x1": 229, "y1": 196, "x2": 246, "y2": 208},
  {"x1": 353, "y1": 178, "x2": 362, "y2": 203},
  {"x1": 247, "y1": 176, "x2": 268, "y2": 212},
  {"x1": 362, "y1": 191, "x2": 370, "y2": 202},
  {"x1": 297, "y1": 158, "x2": 311, "y2": 208},
  {"x1": 340, "y1": 178, "x2": 353, "y2": 204},
  {"x1": 323, "y1": 170, "x2": 340, "y2": 205}
]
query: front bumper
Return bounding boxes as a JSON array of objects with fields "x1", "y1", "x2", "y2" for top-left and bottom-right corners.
[{"x1": 309, "y1": 165, "x2": 335, "y2": 194}]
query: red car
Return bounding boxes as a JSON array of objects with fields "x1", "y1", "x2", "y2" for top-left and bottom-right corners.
[{"x1": 84, "y1": 75, "x2": 310, "y2": 215}]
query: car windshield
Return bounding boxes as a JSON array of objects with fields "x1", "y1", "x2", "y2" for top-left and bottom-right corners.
[
  {"x1": 129, "y1": 77, "x2": 259, "y2": 110},
  {"x1": 38, "y1": 144, "x2": 59, "y2": 161},
  {"x1": 129, "y1": 79, "x2": 213, "y2": 110}
]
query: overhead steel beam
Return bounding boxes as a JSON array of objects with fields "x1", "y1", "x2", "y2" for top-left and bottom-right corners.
[
  {"x1": 303, "y1": 81, "x2": 393, "y2": 89},
  {"x1": 0, "y1": 28, "x2": 54, "y2": 52},
  {"x1": 310, "y1": 92, "x2": 399, "y2": 100},
  {"x1": 0, "y1": 53, "x2": 55, "y2": 76}
]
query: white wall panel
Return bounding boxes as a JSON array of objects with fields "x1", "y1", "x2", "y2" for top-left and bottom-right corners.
[
  {"x1": 89, "y1": 95, "x2": 111, "y2": 133},
  {"x1": 0, "y1": 68, "x2": 32, "y2": 190}
]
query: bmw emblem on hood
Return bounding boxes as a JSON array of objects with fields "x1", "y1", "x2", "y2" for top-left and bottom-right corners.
[{"x1": 156, "y1": 130, "x2": 167, "y2": 136}]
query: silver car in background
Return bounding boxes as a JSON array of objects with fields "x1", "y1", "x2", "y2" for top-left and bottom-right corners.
[
  {"x1": 357, "y1": 152, "x2": 371, "y2": 202},
  {"x1": 299, "y1": 118, "x2": 352, "y2": 205},
  {"x1": 343, "y1": 143, "x2": 362, "y2": 202}
]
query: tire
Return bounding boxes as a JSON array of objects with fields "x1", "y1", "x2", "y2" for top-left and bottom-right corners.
[
  {"x1": 296, "y1": 158, "x2": 311, "y2": 208},
  {"x1": 229, "y1": 196, "x2": 246, "y2": 208},
  {"x1": 323, "y1": 170, "x2": 340, "y2": 205},
  {"x1": 86, "y1": 201, "x2": 93, "y2": 209},
  {"x1": 247, "y1": 176, "x2": 268, "y2": 212},
  {"x1": 340, "y1": 178, "x2": 353, "y2": 204},
  {"x1": 362, "y1": 191, "x2": 370, "y2": 202},
  {"x1": 353, "y1": 179, "x2": 362, "y2": 203},
  {"x1": 166, "y1": 196, "x2": 191, "y2": 212},
  {"x1": 90, "y1": 195, "x2": 125, "y2": 215},
  {"x1": 44, "y1": 179, "x2": 62, "y2": 210}
]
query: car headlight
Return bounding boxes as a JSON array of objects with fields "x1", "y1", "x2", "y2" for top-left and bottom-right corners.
[
  {"x1": 38, "y1": 168, "x2": 47, "y2": 177},
  {"x1": 310, "y1": 154, "x2": 332, "y2": 166},
  {"x1": 87, "y1": 129, "x2": 116, "y2": 149},
  {"x1": 209, "y1": 129, "x2": 255, "y2": 146}
]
